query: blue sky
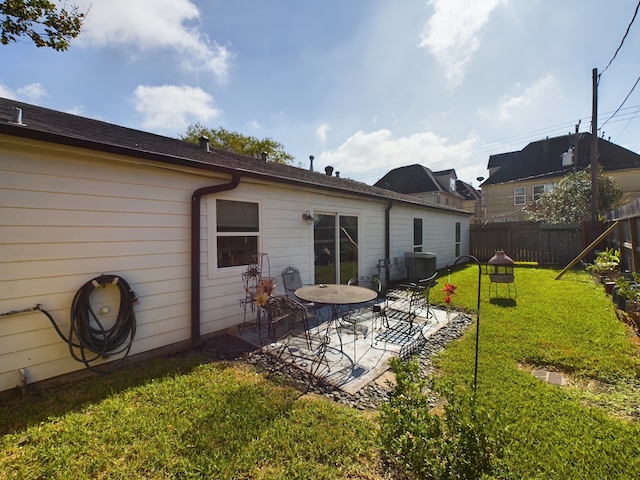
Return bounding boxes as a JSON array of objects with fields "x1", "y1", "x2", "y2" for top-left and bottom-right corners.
[{"x1": 2, "y1": 0, "x2": 640, "y2": 188}]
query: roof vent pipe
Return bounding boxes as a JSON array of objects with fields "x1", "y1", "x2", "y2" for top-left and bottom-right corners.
[
  {"x1": 309, "y1": 155, "x2": 314, "y2": 172},
  {"x1": 11, "y1": 107, "x2": 24, "y2": 125},
  {"x1": 199, "y1": 136, "x2": 210, "y2": 152},
  {"x1": 325, "y1": 165, "x2": 334, "y2": 176},
  {"x1": 335, "y1": 171, "x2": 340, "y2": 178},
  {"x1": 261, "y1": 151, "x2": 268, "y2": 162}
]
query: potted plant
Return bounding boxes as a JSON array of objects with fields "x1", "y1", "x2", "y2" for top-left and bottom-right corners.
[
  {"x1": 586, "y1": 247, "x2": 620, "y2": 285},
  {"x1": 613, "y1": 274, "x2": 640, "y2": 312}
]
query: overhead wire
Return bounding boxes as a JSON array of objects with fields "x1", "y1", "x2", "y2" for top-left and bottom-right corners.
[
  {"x1": 349, "y1": 106, "x2": 639, "y2": 185},
  {"x1": 599, "y1": 0, "x2": 640, "y2": 78},
  {"x1": 601, "y1": 74, "x2": 640, "y2": 130},
  {"x1": 598, "y1": 0, "x2": 640, "y2": 132}
]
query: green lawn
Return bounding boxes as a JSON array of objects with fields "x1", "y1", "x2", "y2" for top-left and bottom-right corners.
[
  {"x1": 2, "y1": 265, "x2": 640, "y2": 478},
  {"x1": 429, "y1": 265, "x2": 640, "y2": 478}
]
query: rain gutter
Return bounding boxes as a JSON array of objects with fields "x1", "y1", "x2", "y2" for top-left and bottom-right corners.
[
  {"x1": 191, "y1": 175, "x2": 241, "y2": 347},
  {"x1": 385, "y1": 201, "x2": 393, "y2": 284}
]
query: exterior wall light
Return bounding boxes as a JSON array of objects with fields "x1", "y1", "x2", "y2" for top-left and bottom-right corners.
[{"x1": 302, "y1": 211, "x2": 314, "y2": 225}]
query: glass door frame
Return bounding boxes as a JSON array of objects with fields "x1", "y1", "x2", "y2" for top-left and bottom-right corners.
[{"x1": 313, "y1": 212, "x2": 360, "y2": 285}]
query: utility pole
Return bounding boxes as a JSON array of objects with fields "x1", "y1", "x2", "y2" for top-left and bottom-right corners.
[
  {"x1": 591, "y1": 68, "x2": 599, "y2": 239},
  {"x1": 574, "y1": 120, "x2": 580, "y2": 171}
]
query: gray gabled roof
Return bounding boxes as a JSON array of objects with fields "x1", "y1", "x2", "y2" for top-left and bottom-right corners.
[
  {"x1": 483, "y1": 133, "x2": 640, "y2": 186},
  {"x1": 0, "y1": 98, "x2": 469, "y2": 215},
  {"x1": 374, "y1": 164, "x2": 445, "y2": 194}
]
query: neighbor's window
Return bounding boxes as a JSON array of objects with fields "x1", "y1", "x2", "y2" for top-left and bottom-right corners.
[
  {"x1": 413, "y1": 218, "x2": 423, "y2": 252},
  {"x1": 514, "y1": 186, "x2": 526, "y2": 205},
  {"x1": 216, "y1": 199, "x2": 259, "y2": 268},
  {"x1": 533, "y1": 183, "x2": 553, "y2": 201}
]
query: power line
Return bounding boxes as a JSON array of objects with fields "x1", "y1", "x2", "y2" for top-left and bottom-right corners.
[
  {"x1": 599, "y1": 0, "x2": 640, "y2": 78},
  {"x1": 601, "y1": 74, "x2": 640, "y2": 130},
  {"x1": 347, "y1": 107, "x2": 640, "y2": 185},
  {"x1": 614, "y1": 104, "x2": 640, "y2": 140}
]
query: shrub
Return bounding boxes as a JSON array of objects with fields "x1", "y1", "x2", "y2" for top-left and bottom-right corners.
[{"x1": 379, "y1": 357, "x2": 508, "y2": 479}]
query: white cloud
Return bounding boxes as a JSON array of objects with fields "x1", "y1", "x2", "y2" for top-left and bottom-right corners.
[
  {"x1": 17, "y1": 83, "x2": 48, "y2": 101},
  {"x1": 475, "y1": 74, "x2": 557, "y2": 122},
  {"x1": 318, "y1": 129, "x2": 478, "y2": 181},
  {"x1": 316, "y1": 123, "x2": 331, "y2": 144},
  {"x1": 133, "y1": 85, "x2": 220, "y2": 133},
  {"x1": 0, "y1": 83, "x2": 47, "y2": 102},
  {"x1": 76, "y1": 0, "x2": 232, "y2": 81},
  {"x1": 419, "y1": 0, "x2": 502, "y2": 85},
  {"x1": 0, "y1": 84, "x2": 16, "y2": 99},
  {"x1": 497, "y1": 74, "x2": 555, "y2": 121}
]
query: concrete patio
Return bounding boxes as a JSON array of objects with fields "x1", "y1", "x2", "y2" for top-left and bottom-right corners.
[{"x1": 235, "y1": 299, "x2": 470, "y2": 395}]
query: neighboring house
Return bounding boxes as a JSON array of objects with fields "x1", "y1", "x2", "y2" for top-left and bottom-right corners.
[
  {"x1": 374, "y1": 164, "x2": 481, "y2": 222},
  {"x1": 0, "y1": 98, "x2": 470, "y2": 394},
  {"x1": 481, "y1": 133, "x2": 640, "y2": 223}
]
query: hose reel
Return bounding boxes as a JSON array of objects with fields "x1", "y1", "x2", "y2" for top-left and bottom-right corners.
[
  {"x1": 39, "y1": 274, "x2": 138, "y2": 373},
  {"x1": 67, "y1": 274, "x2": 138, "y2": 372}
]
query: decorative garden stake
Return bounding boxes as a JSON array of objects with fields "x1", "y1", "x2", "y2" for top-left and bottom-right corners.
[{"x1": 448, "y1": 255, "x2": 482, "y2": 393}]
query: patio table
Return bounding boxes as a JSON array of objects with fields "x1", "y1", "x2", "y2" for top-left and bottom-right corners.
[{"x1": 295, "y1": 284, "x2": 377, "y2": 361}]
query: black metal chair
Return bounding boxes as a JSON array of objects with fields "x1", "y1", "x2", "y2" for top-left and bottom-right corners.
[
  {"x1": 281, "y1": 266, "x2": 322, "y2": 322},
  {"x1": 339, "y1": 276, "x2": 385, "y2": 345},
  {"x1": 263, "y1": 295, "x2": 332, "y2": 375},
  {"x1": 385, "y1": 271, "x2": 438, "y2": 332}
]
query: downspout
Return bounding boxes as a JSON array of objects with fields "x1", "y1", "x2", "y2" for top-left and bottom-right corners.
[
  {"x1": 191, "y1": 174, "x2": 241, "y2": 347},
  {"x1": 385, "y1": 201, "x2": 393, "y2": 284}
]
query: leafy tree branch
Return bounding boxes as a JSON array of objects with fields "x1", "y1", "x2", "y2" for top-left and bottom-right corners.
[
  {"x1": 1, "y1": 0, "x2": 85, "y2": 51},
  {"x1": 181, "y1": 124, "x2": 294, "y2": 165}
]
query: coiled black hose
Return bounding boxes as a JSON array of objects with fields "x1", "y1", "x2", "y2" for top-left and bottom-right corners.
[{"x1": 42, "y1": 274, "x2": 138, "y2": 373}]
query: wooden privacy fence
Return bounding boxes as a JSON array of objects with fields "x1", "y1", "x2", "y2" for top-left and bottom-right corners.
[{"x1": 470, "y1": 222, "x2": 583, "y2": 265}]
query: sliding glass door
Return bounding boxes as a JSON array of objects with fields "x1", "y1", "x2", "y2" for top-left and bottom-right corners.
[{"x1": 313, "y1": 213, "x2": 358, "y2": 284}]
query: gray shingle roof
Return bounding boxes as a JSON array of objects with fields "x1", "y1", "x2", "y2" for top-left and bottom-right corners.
[
  {"x1": 373, "y1": 164, "x2": 442, "y2": 194},
  {"x1": 0, "y1": 98, "x2": 468, "y2": 215},
  {"x1": 483, "y1": 133, "x2": 640, "y2": 186}
]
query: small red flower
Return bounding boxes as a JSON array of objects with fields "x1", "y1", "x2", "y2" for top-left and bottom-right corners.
[
  {"x1": 442, "y1": 283, "x2": 456, "y2": 305},
  {"x1": 442, "y1": 283, "x2": 457, "y2": 295}
]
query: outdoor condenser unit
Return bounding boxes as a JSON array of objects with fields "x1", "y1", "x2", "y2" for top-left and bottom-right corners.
[{"x1": 404, "y1": 252, "x2": 437, "y2": 283}]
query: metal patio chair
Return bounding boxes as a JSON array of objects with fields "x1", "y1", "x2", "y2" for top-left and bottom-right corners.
[
  {"x1": 263, "y1": 295, "x2": 330, "y2": 375},
  {"x1": 385, "y1": 271, "x2": 438, "y2": 332},
  {"x1": 336, "y1": 276, "x2": 386, "y2": 346},
  {"x1": 281, "y1": 266, "x2": 322, "y2": 322}
]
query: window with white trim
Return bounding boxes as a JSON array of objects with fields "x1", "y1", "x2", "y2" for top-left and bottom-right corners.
[
  {"x1": 215, "y1": 199, "x2": 260, "y2": 268},
  {"x1": 533, "y1": 183, "x2": 553, "y2": 201},
  {"x1": 514, "y1": 186, "x2": 526, "y2": 205}
]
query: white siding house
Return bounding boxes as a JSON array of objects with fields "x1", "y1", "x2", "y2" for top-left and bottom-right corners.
[{"x1": 0, "y1": 98, "x2": 470, "y2": 395}]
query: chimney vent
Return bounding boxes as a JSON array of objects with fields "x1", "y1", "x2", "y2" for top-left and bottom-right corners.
[
  {"x1": 325, "y1": 166, "x2": 334, "y2": 176},
  {"x1": 11, "y1": 107, "x2": 25, "y2": 125},
  {"x1": 199, "y1": 136, "x2": 210, "y2": 152},
  {"x1": 309, "y1": 155, "x2": 314, "y2": 172},
  {"x1": 335, "y1": 171, "x2": 340, "y2": 178},
  {"x1": 261, "y1": 152, "x2": 268, "y2": 162}
]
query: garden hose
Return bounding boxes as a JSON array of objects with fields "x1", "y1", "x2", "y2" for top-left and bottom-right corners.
[{"x1": 41, "y1": 274, "x2": 138, "y2": 373}]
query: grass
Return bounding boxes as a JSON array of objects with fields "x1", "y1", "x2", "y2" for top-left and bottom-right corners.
[
  {"x1": 1, "y1": 358, "x2": 380, "y2": 479},
  {"x1": 430, "y1": 264, "x2": 640, "y2": 478},
  {"x1": 2, "y1": 265, "x2": 640, "y2": 478}
]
